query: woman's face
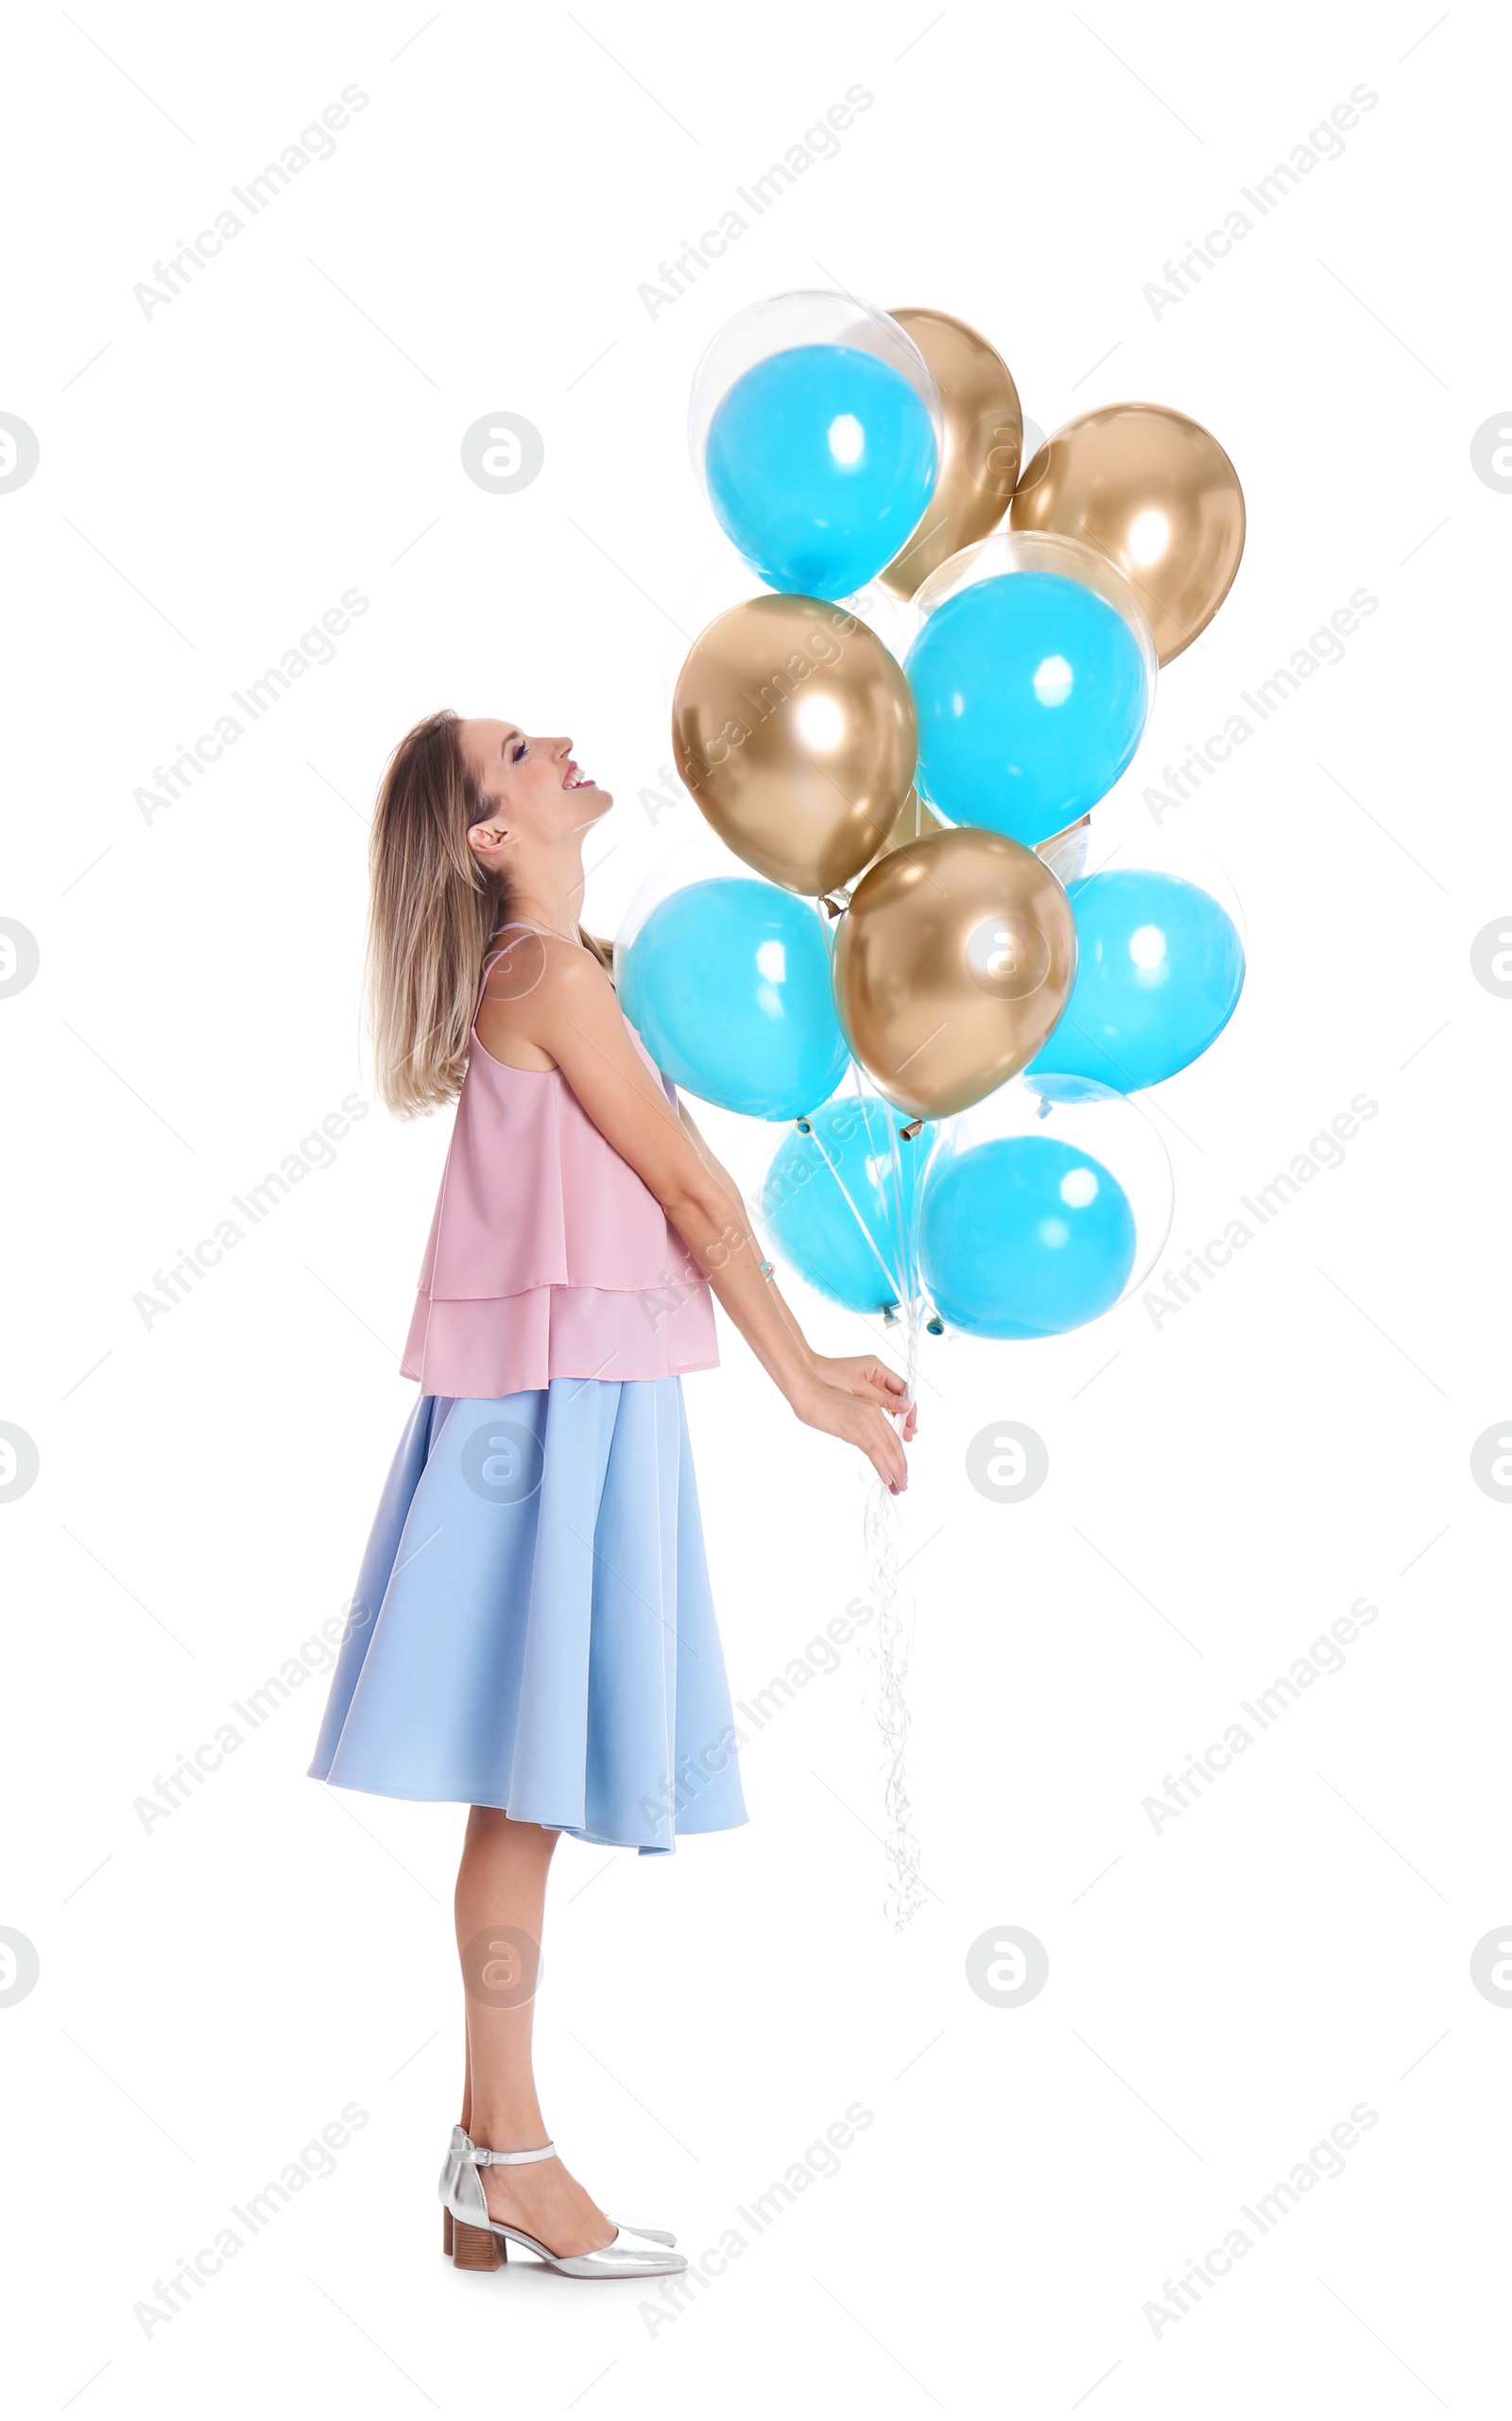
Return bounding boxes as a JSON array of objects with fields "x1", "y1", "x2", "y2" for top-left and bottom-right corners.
[{"x1": 460, "y1": 719, "x2": 613, "y2": 846}]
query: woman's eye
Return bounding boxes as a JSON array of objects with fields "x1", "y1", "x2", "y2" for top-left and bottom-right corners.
[{"x1": 511, "y1": 741, "x2": 527, "y2": 764}]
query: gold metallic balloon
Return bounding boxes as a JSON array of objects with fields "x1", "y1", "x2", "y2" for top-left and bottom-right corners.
[
  {"x1": 671, "y1": 593, "x2": 916, "y2": 895},
  {"x1": 1010, "y1": 403, "x2": 1245, "y2": 663},
  {"x1": 877, "y1": 308, "x2": 1022, "y2": 601},
  {"x1": 833, "y1": 825, "x2": 1076, "y2": 1119}
]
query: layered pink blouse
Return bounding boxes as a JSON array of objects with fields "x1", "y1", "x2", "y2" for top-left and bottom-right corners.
[{"x1": 401, "y1": 1011, "x2": 719, "y2": 1399}]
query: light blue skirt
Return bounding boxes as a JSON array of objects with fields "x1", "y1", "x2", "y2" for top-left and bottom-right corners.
[{"x1": 308, "y1": 1378, "x2": 747, "y2": 1853}]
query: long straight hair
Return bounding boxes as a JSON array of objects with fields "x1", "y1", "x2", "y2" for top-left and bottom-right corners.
[{"x1": 366, "y1": 710, "x2": 612, "y2": 1117}]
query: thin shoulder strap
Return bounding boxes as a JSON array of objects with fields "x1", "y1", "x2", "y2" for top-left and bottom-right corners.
[{"x1": 476, "y1": 923, "x2": 617, "y2": 1011}]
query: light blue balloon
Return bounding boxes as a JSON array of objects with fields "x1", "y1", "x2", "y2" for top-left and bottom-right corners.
[
  {"x1": 621, "y1": 878, "x2": 850, "y2": 1120},
  {"x1": 919, "y1": 1134, "x2": 1136, "y2": 1339},
  {"x1": 704, "y1": 343, "x2": 937, "y2": 601},
  {"x1": 904, "y1": 570, "x2": 1150, "y2": 845},
  {"x1": 1028, "y1": 867, "x2": 1245, "y2": 1092},
  {"x1": 761, "y1": 1098, "x2": 930, "y2": 1313}
]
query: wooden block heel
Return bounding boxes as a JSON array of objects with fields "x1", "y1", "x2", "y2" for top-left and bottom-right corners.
[
  {"x1": 438, "y1": 2126, "x2": 686, "y2": 2278},
  {"x1": 442, "y1": 2207, "x2": 453, "y2": 2256},
  {"x1": 452, "y1": 2218, "x2": 506, "y2": 2271}
]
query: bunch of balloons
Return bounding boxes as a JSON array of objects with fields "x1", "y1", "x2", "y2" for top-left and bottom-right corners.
[{"x1": 618, "y1": 291, "x2": 1248, "y2": 1347}]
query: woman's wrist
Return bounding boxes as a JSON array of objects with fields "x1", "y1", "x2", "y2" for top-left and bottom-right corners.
[{"x1": 765, "y1": 1279, "x2": 817, "y2": 1375}]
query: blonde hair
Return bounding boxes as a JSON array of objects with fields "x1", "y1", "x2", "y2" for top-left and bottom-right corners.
[{"x1": 367, "y1": 709, "x2": 613, "y2": 1117}]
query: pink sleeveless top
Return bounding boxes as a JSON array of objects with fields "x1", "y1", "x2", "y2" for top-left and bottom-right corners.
[{"x1": 400, "y1": 948, "x2": 719, "y2": 1398}]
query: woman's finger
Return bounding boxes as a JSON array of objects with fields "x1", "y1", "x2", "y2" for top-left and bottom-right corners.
[
  {"x1": 869, "y1": 1406, "x2": 908, "y2": 1492},
  {"x1": 848, "y1": 1368, "x2": 905, "y2": 1416}
]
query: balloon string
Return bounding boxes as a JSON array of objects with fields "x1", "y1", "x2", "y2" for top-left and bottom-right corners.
[
  {"x1": 802, "y1": 1095, "x2": 909, "y2": 1309},
  {"x1": 784, "y1": 1062, "x2": 930, "y2": 1927},
  {"x1": 876, "y1": 1069, "x2": 919, "y2": 1309},
  {"x1": 847, "y1": 1057, "x2": 910, "y2": 1309},
  {"x1": 834, "y1": 1060, "x2": 927, "y2": 1928},
  {"x1": 864, "y1": 1288, "x2": 927, "y2": 1931}
]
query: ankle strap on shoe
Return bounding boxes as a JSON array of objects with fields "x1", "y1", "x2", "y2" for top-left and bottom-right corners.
[{"x1": 466, "y1": 2139, "x2": 556, "y2": 2167}]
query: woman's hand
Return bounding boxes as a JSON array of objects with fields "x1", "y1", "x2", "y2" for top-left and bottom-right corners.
[
  {"x1": 807, "y1": 1351, "x2": 918, "y2": 1442},
  {"x1": 789, "y1": 1375, "x2": 911, "y2": 1494}
]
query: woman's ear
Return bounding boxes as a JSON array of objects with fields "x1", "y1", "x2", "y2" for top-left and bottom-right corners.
[{"x1": 466, "y1": 815, "x2": 512, "y2": 864}]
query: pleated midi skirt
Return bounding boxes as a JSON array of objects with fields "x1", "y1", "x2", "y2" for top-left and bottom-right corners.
[{"x1": 308, "y1": 1377, "x2": 747, "y2": 1853}]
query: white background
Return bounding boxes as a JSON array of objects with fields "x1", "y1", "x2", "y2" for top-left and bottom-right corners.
[{"x1": 3, "y1": 3, "x2": 1506, "y2": 2413}]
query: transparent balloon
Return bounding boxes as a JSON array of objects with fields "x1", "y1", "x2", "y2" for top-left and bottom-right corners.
[
  {"x1": 1036, "y1": 808, "x2": 1246, "y2": 941},
  {"x1": 844, "y1": 574, "x2": 924, "y2": 666},
  {"x1": 912, "y1": 524, "x2": 1158, "y2": 650},
  {"x1": 916, "y1": 1073, "x2": 1174, "y2": 1338},
  {"x1": 1036, "y1": 815, "x2": 1093, "y2": 887},
  {"x1": 615, "y1": 831, "x2": 850, "y2": 1120},
  {"x1": 614, "y1": 823, "x2": 754, "y2": 967},
  {"x1": 1072, "y1": 813, "x2": 1246, "y2": 935},
  {"x1": 689, "y1": 291, "x2": 944, "y2": 603},
  {"x1": 904, "y1": 528, "x2": 1158, "y2": 847}
]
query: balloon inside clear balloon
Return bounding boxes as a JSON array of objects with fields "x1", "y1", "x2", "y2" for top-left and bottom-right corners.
[
  {"x1": 761, "y1": 1095, "x2": 930, "y2": 1314},
  {"x1": 917, "y1": 1074, "x2": 1173, "y2": 1339},
  {"x1": 690, "y1": 292, "x2": 942, "y2": 602},
  {"x1": 904, "y1": 530, "x2": 1155, "y2": 847},
  {"x1": 617, "y1": 838, "x2": 850, "y2": 1121}
]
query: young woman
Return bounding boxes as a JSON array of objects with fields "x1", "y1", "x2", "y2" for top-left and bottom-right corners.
[{"x1": 308, "y1": 711, "x2": 914, "y2": 2280}]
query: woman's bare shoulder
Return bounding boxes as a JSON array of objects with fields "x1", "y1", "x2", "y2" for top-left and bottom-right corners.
[{"x1": 475, "y1": 930, "x2": 619, "y2": 1071}]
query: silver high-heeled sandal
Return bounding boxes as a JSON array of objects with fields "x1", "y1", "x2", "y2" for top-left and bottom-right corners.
[{"x1": 438, "y1": 2127, "x2": 687, "y2": 2277}]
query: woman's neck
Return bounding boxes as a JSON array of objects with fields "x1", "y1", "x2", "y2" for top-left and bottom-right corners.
[
  {"x1": 507, "y1": 902, "x2": 584, "y2": 946},
  {"x1": 507, "y1": 850, "x2": 588, "y2": 948}
]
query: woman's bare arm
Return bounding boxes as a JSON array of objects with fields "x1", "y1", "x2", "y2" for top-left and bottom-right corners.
[
  {"x1": 675, "y1": 1098, "x2": 916, "y2": 1439},
  {"x1": 495, "y1": 940, "x2": 908, "y2": 1491}
]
